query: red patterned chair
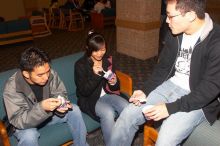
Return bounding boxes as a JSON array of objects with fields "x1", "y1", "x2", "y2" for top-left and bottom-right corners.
[{"x1": 90, "y1": 8, "x2": 115, "y2": 29}]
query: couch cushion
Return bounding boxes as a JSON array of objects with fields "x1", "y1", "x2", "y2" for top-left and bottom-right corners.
[
  {"x1": 38, "y1": 123, "x2": 72, "y2": 146},
  {"x1": 82, "y1": 112, "x2": 100, "y2": 133},
  {"x1": 0, "y1": 69, "x2": 17, "y2": 119},
  {"x1": 9, "y1": 115, "x2": 100, "y2": 146},
  {"x1": 6, "y1": 19, "x2": 31, "y2": 33},
  {"x1": 51, "y1": 52, "x2": 84, "y2": 97},
  {"x1": 183, "y1": 119, "x2": 220, "y2": 146},
  {"x1": 101, "y1": 8, "x2": 116, "y2": 17},
  {"x1": 51, "y1": 53, "x2": 101, "y2": 133},
  {"x1": 9, "y1": 122, "x2": 72, "y2": 146},
  {"x1": 69, "y1": 93, "x2": 100, "y2": 133},
  {"x1": 0, "y1": 22, "x2": 7, "y2": 34},
  {"x1": 68, "y1": 93, "x2": 78, "y2": 104},
  {"x1": 9, "y1": 136, "x2": 17, "y2": 146}
]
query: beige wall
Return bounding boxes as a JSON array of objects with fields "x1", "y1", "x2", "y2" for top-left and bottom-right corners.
[
  {"x1": 0, "y1": 0, "x2": 66, "y2": 20},
  {"x1": 0, "y1": 0, "x2": 82, "y2": 20},
  {"x1": 38, "y1": 0, "x2": 50, "y2": 9},
  {"x1": 37, "y1": 0, "x2": 66, "y2": 9},
  {"x1": 0, "y1": 0, "x2": 51, "y2": 20},
  {"x1": 0, "y1": 0, "x2": 25, "y2": 20},
  {"x1": 34, "y1": 0, "x2": 84, "y2": 10}
]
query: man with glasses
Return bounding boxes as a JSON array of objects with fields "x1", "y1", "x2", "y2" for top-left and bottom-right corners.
[
  {"x1": 109, "y1": 0, "x2": 220, "y2": 146},
  {"x1": 3, "y1": 47, "x2": 88, "y2": 146}
]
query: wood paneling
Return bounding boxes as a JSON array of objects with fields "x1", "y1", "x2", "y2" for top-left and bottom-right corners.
[{"x1": 207, "y1": 0, "x2": 220, "y2": 24}]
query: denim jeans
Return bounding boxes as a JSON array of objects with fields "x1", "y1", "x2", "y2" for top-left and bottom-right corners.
[
  {"x1": 14, "y1": 104, "x2": 88, "y2": 146},
  {"x1": 95, "y1": 94, "x2": 129, "y2": 145},
  {"x1": 109, "y1": 80, "x2": 206, "y2": 146}
]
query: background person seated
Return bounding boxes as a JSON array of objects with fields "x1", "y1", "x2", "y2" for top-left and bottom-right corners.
[
  {"x1": 94, "y1": 0, "x2": 111, "y2": 13},
  {"x1": 81, "y1": 0, "x2": 95, "y2": 11},
  {"x1": 62, "y1": 0, "x2": 80, "y2": 10},
  {"x1": 49, "y1": 0, "x2": 59, "y2": 10}
]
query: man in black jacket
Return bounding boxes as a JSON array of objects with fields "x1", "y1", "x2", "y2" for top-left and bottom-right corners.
[{"x1": 109, "y1": 0, "x2": 220, "y2": 146}]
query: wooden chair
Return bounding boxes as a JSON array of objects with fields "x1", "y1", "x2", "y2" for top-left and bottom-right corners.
[
  {"x1": 143, "y1": 122, "x2": 158, "y2": 146},
  {"x1": 68, "y1": 9, "x2": 84, "y2": 31},
  {"x1": 42, "y1": 8, "x2": 52, "y2": 27},
  {"x1": 50, "y1": 8, "x2": 63, "y2": 29},
  {"x1": 59, "y1": 8, "x2": 70, "y2": 29},
  {"x1": 30, "y1": 12, "x2": 52, "y2": 38},
  {"x1": 116, "y1": 70, "x2": 133, "y2": 96},
  {"x1": 0, "y1": 121, "x2": 10, "y2": 146}
]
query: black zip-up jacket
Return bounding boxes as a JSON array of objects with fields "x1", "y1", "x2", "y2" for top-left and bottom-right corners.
[
  {"x1": 143, "y1": 14, "x2": 220, "y2": 124},
  {"x1": 74, "y1": 55, "x2": 120, "y2": 121}
]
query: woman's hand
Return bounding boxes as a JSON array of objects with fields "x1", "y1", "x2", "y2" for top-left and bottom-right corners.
[
  {"x1": 93, "y1": 65, "x2": 103, "y2": 76},
  {"x1": 108, "y1": 73, "x2": 117, "y2": 85}
]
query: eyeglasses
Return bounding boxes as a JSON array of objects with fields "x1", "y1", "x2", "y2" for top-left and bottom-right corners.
[{"x1": 167, "y1": 14, "x2": 182, "y2": 20}]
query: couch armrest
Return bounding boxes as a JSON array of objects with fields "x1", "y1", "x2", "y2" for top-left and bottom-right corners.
[
  {"x1": 0, "y1": 120, "x2": 10, "y2": 146},
  {"x1": 116, "y1": 70, "x2": 132, "y2": 96},
  {"x1": 143, "y1": 122, "x2": 158, "y2": 146}
]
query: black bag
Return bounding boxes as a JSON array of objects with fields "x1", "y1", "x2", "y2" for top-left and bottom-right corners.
[{"x1": 2, "y1": 116, "x2": 15, "y2": 136}]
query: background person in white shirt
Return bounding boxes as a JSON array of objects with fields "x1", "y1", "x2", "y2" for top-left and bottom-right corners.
[{"x1": 94, "y1": 0, "x2": 111, "y2": 13}]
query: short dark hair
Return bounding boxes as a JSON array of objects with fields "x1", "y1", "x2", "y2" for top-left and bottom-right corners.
[
  {"x1": 85, "y1": 31, "x2": 106, "y2": 57},
  {"x1": 167, "y1": 0, "x2": 206, "y2": 19},
  {"x1": 19, "y1": 47, "x2": 50, "y2": 72}
]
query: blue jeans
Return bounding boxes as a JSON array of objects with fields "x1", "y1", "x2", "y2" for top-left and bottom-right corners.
[
  {"x1": 95, "y1": 94, "x2": 129, "y2": 145},
  {"x1": 109, "y1": 80, "x2": 206, "y2": 146},
  {"x1": 14, "y1": 104, "x2": 88, "y2": 146}
]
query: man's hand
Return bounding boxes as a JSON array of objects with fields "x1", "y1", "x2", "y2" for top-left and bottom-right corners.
[
  {"x1": 143, "y1": 103, "x2": 169, "y2": 121},
  {"x1": 129, "y1": 90, "x2": 147, "y2": 106},
  {"x1": 56, "y1": 100, "x2": 73, "y2": 113},
  {"x1": 41, "y1": 98, "x2": 61, "y2": 112}
]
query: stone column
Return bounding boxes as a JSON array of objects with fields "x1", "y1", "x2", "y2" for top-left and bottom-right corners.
[{"x1": 116, "y1": 0, "x2": 161, "y2": 60}]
